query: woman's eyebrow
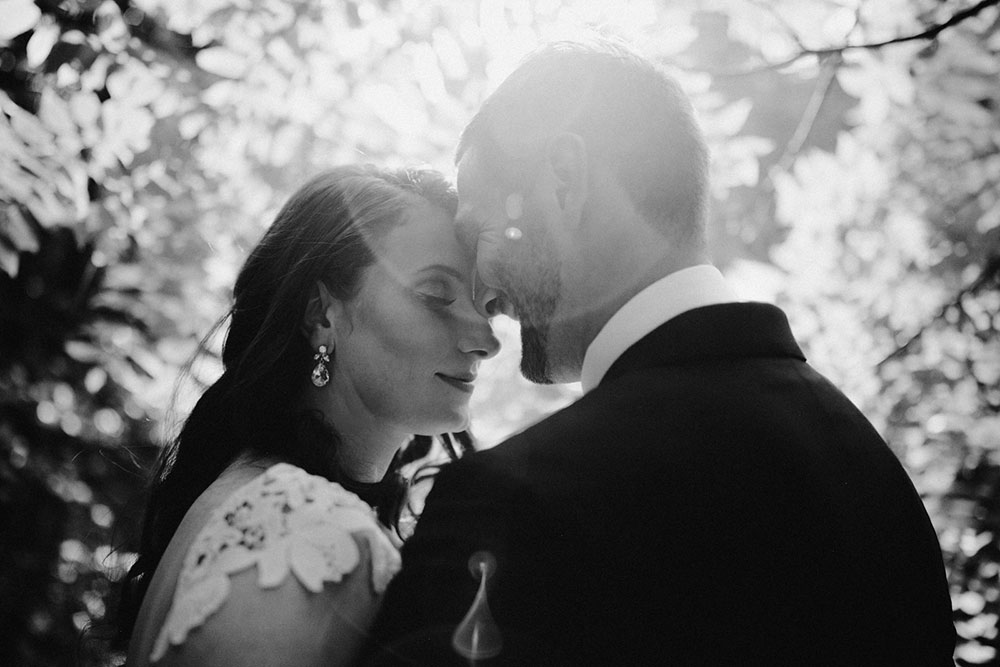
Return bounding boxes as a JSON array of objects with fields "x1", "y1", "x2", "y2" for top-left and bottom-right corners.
[{"x1": 416, "y1": 264, "x2": 465, "y2": 281}]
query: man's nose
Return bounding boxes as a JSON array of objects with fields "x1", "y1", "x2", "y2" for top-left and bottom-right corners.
[{"x1": 473, "y1": 270, "x2": 504, "y2": 319}]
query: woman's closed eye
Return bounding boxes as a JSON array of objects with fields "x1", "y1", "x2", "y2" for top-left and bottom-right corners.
[{"x1": 415, "y1": 280, "x2": 457, "y2": 307}]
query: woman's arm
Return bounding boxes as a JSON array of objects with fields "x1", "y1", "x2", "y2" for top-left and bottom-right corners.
[
  {"x1": 148, "y1": 463, "x2": 400, "y2": 666},
  {"x1": 157, "y1": 537, "x2": 380, "y2": 667}
]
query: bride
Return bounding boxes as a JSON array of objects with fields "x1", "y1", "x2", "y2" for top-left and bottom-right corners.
[{"x1": 117, "y1": 165, "x2": 500, "y2": 666}]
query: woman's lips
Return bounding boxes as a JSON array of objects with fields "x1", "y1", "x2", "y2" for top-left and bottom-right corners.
[{"x1": 436, "y1": 373, "x2": 475, "y2": 393}]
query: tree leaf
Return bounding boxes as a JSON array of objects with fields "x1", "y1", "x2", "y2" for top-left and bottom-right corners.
[
  {"x1": 26, "y1": 19, "x2": 60, "y2": 68},
  {"x1": 1, "y1": 205, "x2": 39, "y2": 253},
  {"x1": 0, "y1": 0, "x2": 41, "y2": 40}
]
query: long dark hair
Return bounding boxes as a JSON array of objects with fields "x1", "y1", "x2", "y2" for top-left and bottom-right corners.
[{"x1": 116, "y1": 165, "x2": 468, "y2": 646}]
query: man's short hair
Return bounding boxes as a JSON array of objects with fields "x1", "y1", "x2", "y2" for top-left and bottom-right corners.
[{"x1": 458, "y1": 38, "x2": 709, "y2": 250}]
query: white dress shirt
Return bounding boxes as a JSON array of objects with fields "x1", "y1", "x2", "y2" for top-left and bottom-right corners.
[{"x1": 579, "y1": 265, "x2": 739, "y2": 393}]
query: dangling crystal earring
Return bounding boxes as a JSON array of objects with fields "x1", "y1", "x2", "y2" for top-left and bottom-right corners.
[{"x1": 310, "y1": 345, "x2": 331, "y2": 387}]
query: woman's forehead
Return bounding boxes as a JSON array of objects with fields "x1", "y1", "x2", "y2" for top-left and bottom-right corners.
[{"x1": 369, "y1": 201, "x2": 469, "y2": 279}]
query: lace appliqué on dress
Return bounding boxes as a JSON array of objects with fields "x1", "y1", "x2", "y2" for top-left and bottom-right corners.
[{"x1": 150, "y1": 463, "x2": 401, "y2": 662}]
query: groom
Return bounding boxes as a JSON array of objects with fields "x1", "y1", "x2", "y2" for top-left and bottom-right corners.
[{"x1": 369, "y1": 40, "x2": 955, "y2": 665}]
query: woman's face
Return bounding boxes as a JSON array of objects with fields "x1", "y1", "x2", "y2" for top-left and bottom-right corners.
[{"x1": 329, "y1": 198, "x2": 501, "y2": 437}]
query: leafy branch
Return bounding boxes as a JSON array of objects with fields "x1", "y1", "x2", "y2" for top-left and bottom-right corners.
[
  {"x1": 876, "y1": 251, "x2": 1000, "y2": 369},
  {"x1": 32, "y1": 0, "x2": 204, "y2": 63},
  {"x1": 773, "y1": 53, "x2": 841, "y2": 172},
  {"x1": 715, "y1": 0, "x2": 1000, "y2": 76}
]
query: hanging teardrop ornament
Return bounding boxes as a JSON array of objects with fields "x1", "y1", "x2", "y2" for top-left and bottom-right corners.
[
  {"x1": 451, "y1": 550, "x2": 503, "y2": 661},
  {"x1": 310, "y1": 345, "x2": 331, "y2": 387},
  {"x1": 310, "y1": 363, "x2": 329, "y2": 387}
]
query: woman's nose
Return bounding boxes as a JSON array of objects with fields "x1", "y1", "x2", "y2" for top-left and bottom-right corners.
[{"x1": 459, "y1": 311, "x2": 501, "y2": 360}]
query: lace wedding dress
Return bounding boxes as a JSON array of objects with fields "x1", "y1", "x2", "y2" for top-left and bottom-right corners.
[{"x1": 149, "y1": 462, "x2": 401, "y2": 663}]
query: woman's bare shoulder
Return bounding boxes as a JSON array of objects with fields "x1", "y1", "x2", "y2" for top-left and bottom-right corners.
[{"x1": 145, "y1": 462, "x2": 401, "y2": 666}]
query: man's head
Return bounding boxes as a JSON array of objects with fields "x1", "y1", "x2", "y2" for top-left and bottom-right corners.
[{"x1": 456, "y1": 38, "x2": 709, "y2": 384}]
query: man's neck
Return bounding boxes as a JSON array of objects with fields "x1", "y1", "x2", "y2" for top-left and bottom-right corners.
[
  {"x1": 550, "y1": 250, "x2": 705, "y2": 382},
  {"x1": 579, "y1": 263, "x2": 738, "y2": 392}
]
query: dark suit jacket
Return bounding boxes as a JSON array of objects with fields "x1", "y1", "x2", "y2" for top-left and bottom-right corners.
[{"x1": 368, "y1": 303, "x2": 956, "y2": 665}]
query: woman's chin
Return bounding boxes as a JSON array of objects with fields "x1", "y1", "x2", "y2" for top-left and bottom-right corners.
[{"x1": 417, "y1": 407, "x2": 470, "y2": 437}]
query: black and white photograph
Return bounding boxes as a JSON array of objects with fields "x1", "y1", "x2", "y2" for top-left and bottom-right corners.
[{"x1": 1, "y1": 0, "x2": 997, "y2": 664}]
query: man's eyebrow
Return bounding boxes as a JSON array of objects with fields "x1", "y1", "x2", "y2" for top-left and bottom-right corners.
[{"x1": 416, "y1": 264, "x2": 465, "y2": 281}]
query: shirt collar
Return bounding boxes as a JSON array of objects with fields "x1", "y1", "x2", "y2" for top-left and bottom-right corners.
[{"x1": 579, "y1": 265, "x2": 739, "y2": 393}]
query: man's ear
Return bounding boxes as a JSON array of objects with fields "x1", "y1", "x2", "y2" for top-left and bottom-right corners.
[
  {"x1": 302, "y1": 280, "x2": 339, "y2": 350},
  {"x1": 547, "y1": 132, "x2": 588, "y2": 217}
]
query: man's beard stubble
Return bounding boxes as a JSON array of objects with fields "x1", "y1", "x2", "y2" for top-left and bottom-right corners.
[
  {"x1": 496, "y1": 233, "x2": 561, "y2": 385},
  {"x1": 520, "y1": 322, "x2": 553, "y2": 384}
]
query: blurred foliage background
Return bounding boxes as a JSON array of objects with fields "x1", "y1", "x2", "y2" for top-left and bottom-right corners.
[{"x1": 1, "y1": 0, "x2": 998, "y2": 664}]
